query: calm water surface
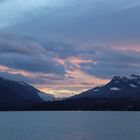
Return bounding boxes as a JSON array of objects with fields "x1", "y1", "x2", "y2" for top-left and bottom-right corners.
[{"x1": 0, "y1": 111, "x2": 140, "y2": 140}]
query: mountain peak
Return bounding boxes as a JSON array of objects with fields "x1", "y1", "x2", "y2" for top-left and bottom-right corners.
[
  {"x1": 0, "y1": 76, "x2": 55, "y2": 103},
  {"x1": 112, "y1": 75, "x2": 129, "y2": 82},
  {"x1": 130, "y1": 74, "x2": 140, "y2": 80},
  {"x1": 111, "y1": 74, "x2": 140, "y2": 82}
]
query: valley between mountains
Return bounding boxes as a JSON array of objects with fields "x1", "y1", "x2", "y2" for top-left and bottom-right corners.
[{"x1": 1, "y1": 74, "x2": 140, "y2": 111}]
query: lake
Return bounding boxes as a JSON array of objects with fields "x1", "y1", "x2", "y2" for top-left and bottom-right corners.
[{"x1": 0, "y1": 111, "x2": 140, "y2": 140}]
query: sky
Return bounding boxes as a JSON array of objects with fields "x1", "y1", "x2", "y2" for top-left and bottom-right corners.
[{"x1": 0, "y1": 0, "x2": 140, "y2": 97}]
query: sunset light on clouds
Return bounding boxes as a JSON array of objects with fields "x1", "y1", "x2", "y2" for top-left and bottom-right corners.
[{"x1": 0, "y1": 0, "x2": 140, "y2": 96}]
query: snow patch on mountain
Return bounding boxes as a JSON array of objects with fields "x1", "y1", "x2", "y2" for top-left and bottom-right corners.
[
  {"x1": 130, "y1": 74, "x2": 140, "y2": 80},
  {"x1": 38, "y1": 92, "x2": 55, "y2": 101},
  {"x1": 93, "y1": 89, "x2": 99, "y2": 92},
  {"x1": 19, "y1": 82, "x2": 28, "y2": 86},
  {"x1": 110, "y1": 87, "x2": 121, "y2": 91},
  {"x1": 129, "y1": 84, "x2": 137, "y2": 88}
]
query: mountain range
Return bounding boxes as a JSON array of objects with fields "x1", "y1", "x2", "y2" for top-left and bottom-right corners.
[
  {"x1": 1, "y1": 75, "x2": 140, "y2": 110},
  {"x1": 40, "y1": 74, "x2": 140, "y2": 111}
]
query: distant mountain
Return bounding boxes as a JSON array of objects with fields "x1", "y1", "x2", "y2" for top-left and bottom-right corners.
[
  {"x1": 71, "y1": 74, "x2": 140, "y2": 100},
  {"x1": 63, "y1": 74, "x2": 140, "y2": 110},
  {"x1": 0, "y1": 77, "x2": 55, "y2": 110},
  {"x1": 40, "y1": 74, "x2": 140, "y2": 111},
  {"x1": 1, "y1": 75, "x2": 140, "y2": 111}
]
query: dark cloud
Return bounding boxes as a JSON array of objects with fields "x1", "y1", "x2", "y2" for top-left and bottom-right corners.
[
  {"x1": 4, "y1": 1, "x2": 140, "y2": 44},
  {"x1": 0, "y1": 54, "x2": 65, "y2": 74},
  {"x1": 80, "y1": 46, "x2": 140, "y2": 79},
  {"x1": 0, "y1": 34, "x2": 65, "y2": 74},
  {"x1": 42, "y1": 40, "x2": 95, "y2": 60},
  {"x1": 1, "y1": 33, "x2": 140, "y2": 81},
  {"x1": 43, "y1": 41, "x2": 79, "y2": 58},
  {"x1": 1, "y1": 0, "x2": 140, "y2": 94},
  {"x1": 0, "y1": 33, "x2": 46, "y2": 54}
]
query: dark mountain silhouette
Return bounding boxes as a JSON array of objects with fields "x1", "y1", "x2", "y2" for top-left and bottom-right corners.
[
  {"x1": 39, "y1": 74, "x2": 140, "y2": 111},
  {"x1": 1, "y1": 75, "x2": 140, "y2": 110},
  {"x1": 71, "y1": 74, "x2": 140, "y2": 100},
  {"x1": 0, "y1": 77, "x2": 54, "y2": 110}
]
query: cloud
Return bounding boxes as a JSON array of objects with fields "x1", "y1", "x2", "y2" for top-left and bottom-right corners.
[
  {"x1": 0, "y1": 34, "x2": 65, "y2": 74},
  {"x1": 0, "y1": 71, "x2": 42, "y2": 85},
  {"x1": 0, "y1": 0, "x2": 49, "y2": 28},
  {"x1": 80, "y1": 46, "x2": 140, "y2": 79},
  {"x1": 0, "y1": 65, "x2": 66, "y2": 85},
  {"x1": 1, "y1": 1, "x2": 140, "y2": 95},
  {"x1": 3, "y1": 33, "x2": 138, "y2": 81},
  {"x1": 3, "y1": 33, "x2": 139, "y2": 97},
  {"x1": 0, "y1": 33, "x2": 110, "y2": 94},
  {"x1": 2, "y1": 0, "x2": 140, "y2": 45}
]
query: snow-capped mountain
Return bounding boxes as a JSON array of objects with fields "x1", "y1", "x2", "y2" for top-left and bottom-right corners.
[
  {"x1": 1, "y1": 75, "x2": 140, "y2": 111},
  {"x1": 71, "y1": 74, "x2": 140, "y2": 100},
  {"x1": 44, "y1": 74, "x2": 140, "y2": 110},
  {"x1": 0, "y1": 77, "x2": 55, "y2": 110}
]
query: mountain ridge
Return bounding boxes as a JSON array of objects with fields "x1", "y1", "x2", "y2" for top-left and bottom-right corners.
[
  {"x1": 70, "y1": 74, "x2": 140, "y2": 99},
  {"x1": 0, "y1": 74, "x2": 140, "y2": 110},
  {"x1": 0, "y1": 76, "x2": 55, "y2": 110},
  {"x1": 40, "y1": 74, "x2": 140, "y2": 111}
]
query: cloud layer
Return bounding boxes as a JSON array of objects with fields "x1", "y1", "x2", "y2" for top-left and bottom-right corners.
[
  {"x1": 0, "y1": 33, "x2": 140, "y2": 95},
  {"x1": 0, "y1": 1, "x2": 140, "y2": 96},
  {"x1": 1, "y1": 0, "x2": 140, "y2": 45}
]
